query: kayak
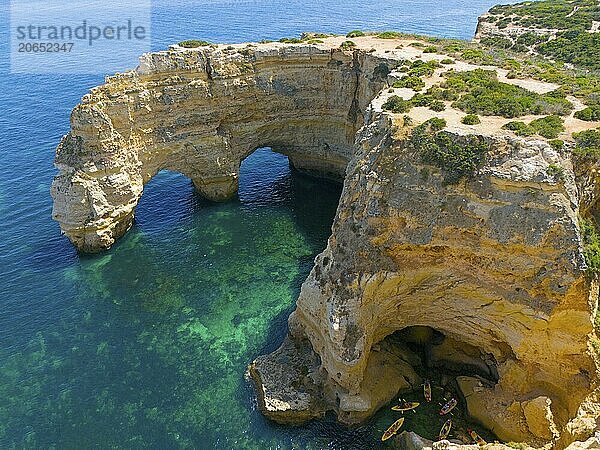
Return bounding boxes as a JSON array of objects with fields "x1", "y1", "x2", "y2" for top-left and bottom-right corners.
[
  {"x1": 424, "y1": 379, "x2": 432, "y2": 402},
  {"x1": 469, "y1": 429, "x2": 487, "y2": 446},
  {"x1": 438, "y1": 418, "x2": 452, "y2": 440},
  {"x1": 381, "y1": 417, "x2": 405, "y2": 441},
  {"x1": 391, "y1": 401, "x2": 420, "y2": 412},
  {"x1": 439, "y1": 398, "x2": 458, "y2": 415}
]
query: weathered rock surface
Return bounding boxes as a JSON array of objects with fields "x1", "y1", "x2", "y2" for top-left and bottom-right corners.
[
  {"x1": 51, "y1": 36, "x2": 600, "y2": 448},
  {"x1": 248, "y1": 336, "x2": 326, "y2": 425},
  {"x1": 287, "y1": 109, "x2": 599, "y2": 446},
  {"x1": 51, "y1": 41, "x2": 389, "y2": 251}
]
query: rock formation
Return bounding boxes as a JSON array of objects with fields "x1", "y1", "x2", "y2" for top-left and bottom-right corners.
[
  {"x1": 51, "y1": 35, "x2": 600, "y2": 448},
  {"x1": 51, "y1": 41, "x2": 389, "y2": 251}
]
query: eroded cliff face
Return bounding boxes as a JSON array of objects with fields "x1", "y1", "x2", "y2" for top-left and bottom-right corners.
[
  {"x1": 283, "y1": 112, "x2": 599, "y2": 446},
  {"x1": 51, "y1": 43, "x2": 389, "y2": 251},
  {"x1": 52, "y1": 36, "x2": 600, "y2": 448}
]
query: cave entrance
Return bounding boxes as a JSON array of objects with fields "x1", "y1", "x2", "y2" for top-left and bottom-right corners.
[
  {"x1": 384, "y1": 325, "x2": 499, "y2": 383},
  {"x1": 373, "y1": 326, "x2": 500, "y2": 443}
]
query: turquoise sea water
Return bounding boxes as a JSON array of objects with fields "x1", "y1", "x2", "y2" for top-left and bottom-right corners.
[{"x1": 0, "y1": 1, "x2": 518, "y2": 448}]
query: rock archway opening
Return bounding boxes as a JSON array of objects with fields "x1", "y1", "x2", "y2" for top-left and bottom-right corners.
[
  {"x1": 382, "y1": 325, "x2": 500, "y2": 384},
  {"x1": 365, "y1": 325, "x2": 502, "y2": 442},
  {"x1": 133, "y1": 169, "x2": 200, "y2": 231},
  {"x1": 238, "y1": 147, "x2": 294, "y2": 205}
]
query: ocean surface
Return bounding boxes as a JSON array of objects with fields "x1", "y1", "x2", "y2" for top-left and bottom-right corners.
[{"x1": 0, "y1": 1, "x2": 518, "y2": 448}]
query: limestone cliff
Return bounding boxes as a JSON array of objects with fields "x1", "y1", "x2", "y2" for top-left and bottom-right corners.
[
  {"x1": 51, "y1": 41, "x2": 388, "y2": 251},
  {"x1": 51, "y1": 35, "x2": 600, "y2": 448},
  {"x1": 283, "y1": 110, "x2": 599, "y2": 446}
]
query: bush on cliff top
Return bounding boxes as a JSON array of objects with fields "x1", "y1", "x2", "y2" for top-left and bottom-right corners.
[
  {"x1": 178, "y1": 40, "x2": 211, "y2": 48},
  {"x1": 377, "y1": 31, "x2": 403, "y2": 39},
  {"x1": 502, "y1": 116, "x2": 565, "y2": 139},
  {"x1": 573, "y1": 129, "x2": 600, "y2": 158},
  {"x1": 279, "y1": 37, "x2": 304, "y2": 44},
  {"x1": 346, "y1": 30, "x2": 365, "y2": 38},
  {"x1": 383, "y1": 96, "x2": 412, "y2": 113},
  {"x1": 503, "y1": 121, "x2": 535, "y2": 136},
  {"x1": 461, "y1": 114, "x2": 481, "y2": 125},
  {"x1": 483, "y1": 0, "x2": 600, "y2": 70},
  {"x1": 443, "y1": 69, "x2": 573, "y2": 118},
  {"x1": 410, "y1": 118, "x2": 489, "y2": 184},
  {"x1": 575, "y1": 106, "x2": 600, "y2": 122},
  {"x1": 529, "y1": 115, "x2": 565, "y2": 139},
  {"x1": 393, "y1": 75, "x2": 425, "y2": 91}
]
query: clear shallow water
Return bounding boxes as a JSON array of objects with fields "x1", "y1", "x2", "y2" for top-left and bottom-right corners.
[{"x1": 0, "y1": 1, "x2": 518, "y2": 448}]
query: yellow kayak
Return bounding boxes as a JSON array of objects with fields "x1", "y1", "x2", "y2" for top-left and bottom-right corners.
[
  {"x1": 391, "y1": 401, "x2": 420, "y2": 412},
  {"x1": 424, "y1": 379, "x2": 432, "y2": 402},
  {"x1": 469, "y1": 429, "x2": 487, "y2": 446},
  {"x1": 381, "y1": 417, "x2": 405, "y2": 441},
  {"x1": 438, "y1": 418, "x2": 452, "y2": 440}
]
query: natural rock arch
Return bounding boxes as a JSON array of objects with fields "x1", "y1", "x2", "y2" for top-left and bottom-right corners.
[{"x1": 51, "y1": 44, "x2": 389, "y2": 252}]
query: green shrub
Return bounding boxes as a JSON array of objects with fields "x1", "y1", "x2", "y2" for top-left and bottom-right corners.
[
  {"x1": 580, "y1": 218, "x2": 600, "y2": 276},
  {"x1": 423, "y1": 46, "x2": 437, "y2": 53},
  {"x1": 503, "y1": 121, "x2": 535, "y2": 136},
  {"x1": 309, "y1": 33, "x2": 330, "y2": 39},
  {"x1": 515, "y1": 32, "x2": 548, "y2": 47},
  {"x1": 575, "y1": 107, "x2": 600, "y2": 122},
  {"x1": 410, "y1": 119, "x2": 489, "y2": 184},
  {"x1": 340, "y1": 40, "x2": 356, "y2": 50},
  {"x1": 440, "y1": 58, "x2": 455, "y2": 64},
  {"x1": 178, "y1": 40, "x2": 211, "y2": 48},
  {"x1": 279, "y1": 37, "x2": 303, "y2": 44},
  {"x1": 510, "y1": 44, "x2": 529, "y2": 53},
  {"x1": 378, "y1": 31, "x2": 403, "y2": 39},
  {"x1": 444, "y1": 69, "x2": 572, "y2": 118},
  {"x1": 407, "y1": 60, "x2": 439, "y2": 77},
  {"x1": 573, "y1": 130, "x2": 600, "y2": 158},
  {"x1": 461, "y1": 114, "x2": 481, "y2": 125},
  {"x1": 393, "y1": 76, "x2": 425, "y2": 91},
  {"x1": 480, "y1": 36, "x2": 513, "y2": 49},
  {"x1": 429, "y1": 100, "x2": 446, "y2": 112},
  {"x1": 502, "y1": 59, "x2": 522, "y2": 71},
  {"x1": 443, "y1": 43, "x2": 465, "y2": 53},
  {"x1": 546, "y1": 163, "x2": 565, "y2": 180},
  {"x1": 427, "y1": 87, "x2": 458, "y2": 101},
  {"x1": 537, "y1": 31, "x2": 600, "y2": 71},
  {"x1": 427, "y1": 117, "x2": 447, "y2": 131},
  {"x1": 383, "y1": 96, "x2": 412, "y2": 113},
  {"x1": 549, "y1": 139, "x2": 564, "y2": 151},
  {"x1": 410, "y1": 42, "x2": 425, "y2": 47},
  {"x1": 461, "y1": 49, "x2": 494, "y2": 65},
  {"x1": 411, "y1": 93, "x2": 434, "y2": 107},
  {"x1": 346, "y1": 30, "x2": 365, "y2": 38},
  {"x1": 529, "y1": 115, "x2": 565, "y2": 139}
]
